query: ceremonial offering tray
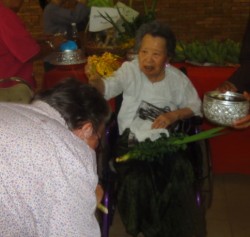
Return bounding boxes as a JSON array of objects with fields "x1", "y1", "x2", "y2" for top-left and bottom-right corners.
[
  {"x1": 48, "y1": 49, "x2": 86, "y2": 65},
  {"x1": 203, "y1": 91, "x2": 249, "y2": 126}
]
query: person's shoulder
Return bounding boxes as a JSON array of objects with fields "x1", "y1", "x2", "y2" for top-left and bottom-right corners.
[
  {"x1": 164, "y1": 64, "x2": 192, "y2": 88},
  {"x1": 120, "y1": 58, "x2": 139, "y2": 70},
  {"x1": 166, "y1": 64, "x2": 188, "y2": 79}
]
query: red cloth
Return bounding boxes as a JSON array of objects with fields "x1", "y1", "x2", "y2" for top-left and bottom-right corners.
[
  {"x1": 0, "y1": 3, "x2": 40, "y2": 89},
  {"x1": 43, "y1": 64, "x2": 88, "y2": 89}
]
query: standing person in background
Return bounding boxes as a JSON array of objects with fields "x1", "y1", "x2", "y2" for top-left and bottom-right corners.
[
  {"x1": 217, "y1": 16, "x2": 250, "y2": 129},
  {"x1": 0, "y1": 78, "x2": 110, "y2": 237},
  {"x1": 0, "y1": 0, "x2": 65, "y2": 90},
  {"x1": 41, "y1": 0, "x2": 90, "y2": 36}
]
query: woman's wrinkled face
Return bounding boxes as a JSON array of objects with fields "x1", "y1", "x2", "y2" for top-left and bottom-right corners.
[{"x1": 138, "y1": 34, "x2": 168, "y2": 82}]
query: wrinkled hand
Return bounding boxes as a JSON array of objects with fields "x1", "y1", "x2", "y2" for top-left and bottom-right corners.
[
  {"x1": 243, "y1": 91, "x2": 250, "y2": 101},
  {"x1": 232, "y1": 91, "x2": 250, "y2": 129},
  {"x1": 233, "y1": 114, "x2": 250, "y2": 129},
  {"x1": 216, "y1": 81, "x2": 237, "y2": 93},
  {"x1": 152, "y1": 112, "x2": 178, "y2": 129}
]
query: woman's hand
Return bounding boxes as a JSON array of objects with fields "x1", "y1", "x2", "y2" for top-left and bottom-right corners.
[
  {"x1": 243, "y1": 91, "x2": 250, "y2": 101},
  {"x1": 232, "y1": 91, "x2": 250, "y2": 129},
  {"x1": 152, "y1": 108, "x2": 194, "y2": 129},
  {"x1": 233, "y1": 114, "x2": 250, "y2": 129},
  {"x1": 216, "y1": 81, "x2": 237, "y2": 93},
  {"x1": 152, "y1": 111, "x2": 178, "y2": 129}
]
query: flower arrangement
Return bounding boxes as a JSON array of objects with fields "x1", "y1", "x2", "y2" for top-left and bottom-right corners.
[
  {"x1": 87, "y1": 52, "x2": 122, "y2": 78},
  {"x1": 85, "y1": 0, "x2": 158, "y2": 56}
]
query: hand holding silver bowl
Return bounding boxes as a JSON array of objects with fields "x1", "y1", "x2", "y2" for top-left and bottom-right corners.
[{"x1": 203, "y1": 91, "x2": 250, "y2": 127}]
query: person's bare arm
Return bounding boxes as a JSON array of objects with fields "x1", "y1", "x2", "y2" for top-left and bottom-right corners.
[
  {"x1": 232, "y1": 92, "x2": 250, "y2": 129},
  {"x1": 216, "y1": 81, "x2": 237, "y2": 93},
  {"x1": 88, "y1": 79, "x2": 105, "y2": 95}
]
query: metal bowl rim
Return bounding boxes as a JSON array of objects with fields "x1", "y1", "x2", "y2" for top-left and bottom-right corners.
[{"x1": 204, "y1": 90, "x2": 249, "y2": 103}]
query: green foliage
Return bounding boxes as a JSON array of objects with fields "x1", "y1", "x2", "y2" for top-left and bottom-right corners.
[
  {"x1": 174, "y1": 39, "x2": 241, "y2": 65},
  {"x1": 125, "y1": 133, "x2": 188, "y2": 162},
  {"x1": 116, "y1": 127, "x2": 226, "y2": 162}
]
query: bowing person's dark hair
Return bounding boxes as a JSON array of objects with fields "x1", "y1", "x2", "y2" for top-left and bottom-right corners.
[
  {"x1": 135, "y1": 21, "x2": 176, "y2": 59},
  {"x1": 33, "y1": 78, "x2": 110, "y2": 131}
]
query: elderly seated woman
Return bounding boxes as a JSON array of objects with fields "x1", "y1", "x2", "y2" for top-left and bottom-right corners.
[{"x1": 86, "y1": 21, "x2": 205, "y2": 237}]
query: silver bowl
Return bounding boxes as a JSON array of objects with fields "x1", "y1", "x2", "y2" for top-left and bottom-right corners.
[
  {"x1": 46, "y1": 49, "x2": 86, "y2": 66},
  {"x1": 203, "y1": 90, "x2": 250, "y2": 126}
]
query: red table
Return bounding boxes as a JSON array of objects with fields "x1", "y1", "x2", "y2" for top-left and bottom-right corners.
[{"x1": 43, "y1": 64, "x2": 88, "y2": 89}]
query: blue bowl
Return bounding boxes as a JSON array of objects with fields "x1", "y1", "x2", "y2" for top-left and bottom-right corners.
[{"x1": 60, "y1": 40, "x2": 78, "y2": 51}]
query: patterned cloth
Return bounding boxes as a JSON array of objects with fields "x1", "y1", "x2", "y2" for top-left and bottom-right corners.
[{"x1": 0, "y1": 101, "x2": 100, "y2": 237}]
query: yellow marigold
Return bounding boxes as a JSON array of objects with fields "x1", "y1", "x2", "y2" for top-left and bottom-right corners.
[
  {"x1": 120, "y1": 38, "x2": 135, "y2": 49},
  {"x1": 88, "y1": 52, "x2": 122, "y2": 78}
]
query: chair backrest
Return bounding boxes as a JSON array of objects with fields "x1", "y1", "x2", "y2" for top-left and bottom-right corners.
[{"x1": 0, "y1": 77, "x2": 33, "y2": 104}]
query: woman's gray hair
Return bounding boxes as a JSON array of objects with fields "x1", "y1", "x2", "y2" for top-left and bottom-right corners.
[{"x1": 134, "y1": 21, "x2": 176, "y2": 58}]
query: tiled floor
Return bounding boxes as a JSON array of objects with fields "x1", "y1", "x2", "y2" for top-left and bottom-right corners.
[{"x1": 108, "y1": 174, "x2": 250, "y2": 237}]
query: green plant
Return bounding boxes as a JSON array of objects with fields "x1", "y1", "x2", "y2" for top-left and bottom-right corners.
[
  {"x1": 174, "y1": 39, "x2": 241, "y2": 65},
  {"x1": 92, "y1": 0, "x2": 159, "y2": 43},
  {"x1": 116, "y1": 127, "x2": 226, "y2": 162}
]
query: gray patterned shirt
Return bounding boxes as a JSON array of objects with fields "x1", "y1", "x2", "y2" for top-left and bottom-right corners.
[{"x1": 0, "y1": 101, "x2": 100, "y2": 237}]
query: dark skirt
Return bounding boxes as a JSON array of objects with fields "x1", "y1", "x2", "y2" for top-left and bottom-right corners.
[{"x1": 113, "y1": 129, "x2": 206, "y2": 237}]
